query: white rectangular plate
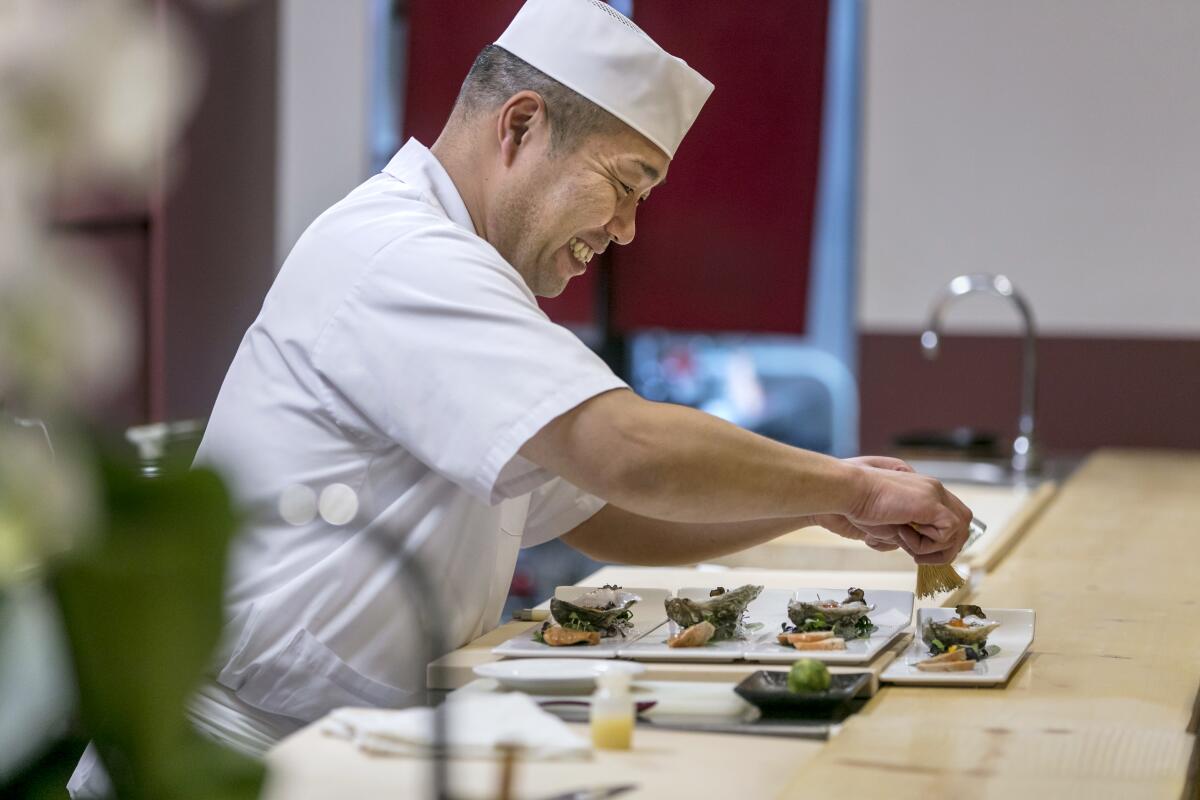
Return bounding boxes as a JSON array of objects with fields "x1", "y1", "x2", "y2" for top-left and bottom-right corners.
[
  {"x1": 491, "y1": 587, "x2": 670, "y2": 660},
  {"x1": 742, "y1": 588, "x2": 914, "y2": 665},
  {"x1": 618, "y1": 587, "x2": 912, "y2": 666},
  {"x1": 880, "y1": 608, "x2": 1035, "y2": 686},
  {"x1": 457, "y1": 678, "x2": 754, "y2": 723}
]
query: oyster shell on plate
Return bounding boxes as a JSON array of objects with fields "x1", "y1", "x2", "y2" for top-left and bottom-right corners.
[
  {"x1": 922, "y1": 615, "x2": 1001, "y2": 648},
  {"x1": 787, "y1": 587, "x2": 876, "y2": 627},
  {"x1": 664, "y1": 584, "x2": 763, "y2": 641},
  {"x1": 548, "y1": 585, "x2": 640, "y2": 638}
]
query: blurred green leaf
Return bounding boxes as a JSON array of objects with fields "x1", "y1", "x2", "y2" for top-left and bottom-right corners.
[{"x1": 51, "y1": 447, "x2": 262, "y2": 799}]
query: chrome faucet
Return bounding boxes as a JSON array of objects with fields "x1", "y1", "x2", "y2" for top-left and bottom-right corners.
[{"x1": 920, "y1": 274, "x2": 1039, "y2": 477}]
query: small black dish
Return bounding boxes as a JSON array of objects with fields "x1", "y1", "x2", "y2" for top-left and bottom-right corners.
[{"x1": 734, "y1": 670, "x2": 869, "y2": 718}]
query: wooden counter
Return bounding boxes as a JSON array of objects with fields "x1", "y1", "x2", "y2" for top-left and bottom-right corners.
[
  {"x1": 782, "y1": 450, "x2": 1200, "y2": 799},
  {"x1": 263, "y1": 449, "x2": 1200, "y2": 799},
  {"x1": 265, "y1": 722, "x2": 822, "y2": 799}
]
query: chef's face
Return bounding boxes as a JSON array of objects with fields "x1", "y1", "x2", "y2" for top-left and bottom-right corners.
[{"x1": 493, "y1": 106, "x2": 670, "y2": 298}]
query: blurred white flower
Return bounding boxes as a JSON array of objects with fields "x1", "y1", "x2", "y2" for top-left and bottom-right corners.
[
  {"x1": 0, "y1": 0, "x2": 212, "y2": 579},
  {"x1": 0, "y1": 0, "x2": 201, "y2": 194},
  {"x1": 0, "y1": 239, "x2": 136, "y2": 413},
  {"x1": 0, "y1": 422, "x2": 97, "y2": 585}
]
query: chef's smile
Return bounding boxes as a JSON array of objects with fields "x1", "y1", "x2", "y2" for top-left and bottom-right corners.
[
  {"x1": 563, "y1": 235, "x2": 596, "y2": 276},
  {"x1": 568, "y1": 236, "x2": 594, "y2": 266}
]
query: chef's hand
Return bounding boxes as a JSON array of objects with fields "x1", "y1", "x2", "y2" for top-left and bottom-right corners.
[{"x1": 810, "y1": 456, "x2": 973, "y2": 565}]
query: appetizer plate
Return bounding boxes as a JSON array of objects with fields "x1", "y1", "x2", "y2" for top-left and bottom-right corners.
[
  {"x1": 880, "y1": 607, "x2": 1035, "y2": 686},
  {"x1": 491, "y1": 587, "x2": 670, "y2": 660},
  {"x1": 473, "y1": 658, "x2": 645, "y2": 693},
  {"x1": 742, "y1": 588, "x2": 914, "y2": 665},
  {"x1": 616, "y1": 587, "x2": 790, "y2": 662},
  {"x1": 734, "y1": 670, "x2": 870, "y2": 718}
]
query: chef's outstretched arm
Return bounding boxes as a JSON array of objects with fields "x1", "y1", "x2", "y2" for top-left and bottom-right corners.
[
  {"x1": 519, "y1": 388, "x2": 973, "y2": 561},
  {"x1": 559, "y1": 507, "x2": 818, "y2": 566}
]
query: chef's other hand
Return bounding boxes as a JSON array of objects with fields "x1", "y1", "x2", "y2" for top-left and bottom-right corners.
[{"x1": 811, "y1": 456, "x2": 973, "y2": 565}]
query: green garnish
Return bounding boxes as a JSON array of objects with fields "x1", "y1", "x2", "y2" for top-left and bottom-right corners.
[{"x1": 782, "y1": 611, "x2": 877, "y2": 640}]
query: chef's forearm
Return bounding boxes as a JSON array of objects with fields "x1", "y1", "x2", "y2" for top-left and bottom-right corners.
[
  {"x1": 561, "y1": 504, "x2": 813, "y2": 565},
  {"x1": 522, "y1": 389, "x2": 865, "y2": 523}
]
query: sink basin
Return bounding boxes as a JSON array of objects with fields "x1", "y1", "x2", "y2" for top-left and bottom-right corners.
[
  {"x1": 904, "y1": 455, "x2": 1082, "y2": 488},
  {"x1": 905, "y1": 459, "x2": 1013, "y2": 486}
]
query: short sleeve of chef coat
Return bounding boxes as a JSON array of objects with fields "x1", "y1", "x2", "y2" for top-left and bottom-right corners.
[
  {"x1": 311, "y1": 222, "x2": 628, "y2": 505},
  {"x1": 522, "y1": 477, "x2": 607, "y2": 549}
]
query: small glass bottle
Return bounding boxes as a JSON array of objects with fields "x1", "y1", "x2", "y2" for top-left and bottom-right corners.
[{"x1": 590, "y1": 671, "x2": 634, "y2": 750}]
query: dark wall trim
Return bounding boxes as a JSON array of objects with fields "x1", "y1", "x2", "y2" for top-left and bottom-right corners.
[{"x1": 859, "y1": 333, "x2": 1200, "y2": 454}]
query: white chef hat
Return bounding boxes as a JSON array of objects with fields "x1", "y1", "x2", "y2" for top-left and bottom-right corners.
[{"x1": 494, "y1": 0, "x2": 714, "y2": 158}]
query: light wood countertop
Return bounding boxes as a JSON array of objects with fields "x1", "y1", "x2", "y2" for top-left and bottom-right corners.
[
  {"x1": 264, "y1": 449, "x2": 1200, "y2": 799},
  {"x1": 265, "y1": 722, "x2": 822, "y2": 800},
  {"x1": 781, "y1": 449, "x2": 1200, "y2": 798}
]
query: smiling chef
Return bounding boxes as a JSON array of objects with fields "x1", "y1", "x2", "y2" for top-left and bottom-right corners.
[{"x1": 68, "y1": 0, "x2": 972, "y2": 794}]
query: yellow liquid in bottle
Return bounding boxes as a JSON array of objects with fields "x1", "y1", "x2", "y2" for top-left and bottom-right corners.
[{"x1": 590, "y1": 713, "x2": 633, "y2": 750}]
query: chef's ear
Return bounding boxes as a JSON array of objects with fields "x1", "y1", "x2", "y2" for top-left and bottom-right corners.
[{"x1": 497, "y1": 91, "x2": 547, "y2": 166}]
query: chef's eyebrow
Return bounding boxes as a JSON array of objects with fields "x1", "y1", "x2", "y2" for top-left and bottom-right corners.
[{"x1": 634, "y1": 159, "x2": 662, "y2": 184}]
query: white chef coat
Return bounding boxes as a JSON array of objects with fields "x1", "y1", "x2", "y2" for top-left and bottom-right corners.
[
  {"x1": 69, "y1": 138, "x2": 628, "y2": 795},
  {"x1": 206, "y1": 136, "x2": 626, "y2": 715}
]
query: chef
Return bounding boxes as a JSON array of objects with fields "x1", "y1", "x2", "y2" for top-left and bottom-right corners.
[{"x1": 69, "y1": 0, "x2": 971, "y2": 794}]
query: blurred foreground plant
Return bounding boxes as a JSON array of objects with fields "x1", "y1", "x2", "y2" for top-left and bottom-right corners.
[
  {"x1": 51, "y1": 445, "x2": 262, "y2": 800},
  {"x1": 1, "y1": 1, "x2": 260, "y2": 797}
]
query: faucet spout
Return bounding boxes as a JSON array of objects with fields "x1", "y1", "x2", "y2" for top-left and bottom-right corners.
[{"x1": 919, "y1": 274, "x2": 1039, "y2": 476}]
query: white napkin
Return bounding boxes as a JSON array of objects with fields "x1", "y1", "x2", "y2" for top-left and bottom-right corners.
[{"x1": 319, "y1": 693, "x2": 590, "y2": 760}]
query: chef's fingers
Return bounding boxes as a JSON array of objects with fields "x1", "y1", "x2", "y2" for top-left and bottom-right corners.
[
  {"x1": 911, "y1": 523, "x2": 972, "y2": 564},
  {"x1": 840, "y1": 522, "x2": 901, "y2": 552},
  {"x1": 851, "y1": 522, "x2": 913, "y2": 548},
  {"x1": 864, "y1": 537, "x2": 900, "y2": 552},
  {"x1": 898, "y1": 524, "x2": 946, "y2": 555}
]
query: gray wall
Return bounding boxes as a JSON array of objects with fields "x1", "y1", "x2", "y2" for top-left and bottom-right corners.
[{"x1": 858, "y1": 0, "x2": 1200, "y2": 338}]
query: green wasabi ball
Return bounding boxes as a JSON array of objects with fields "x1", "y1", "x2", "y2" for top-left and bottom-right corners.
[{"x1": 787, "y1": 658, "x2": 831, "y2": 693}]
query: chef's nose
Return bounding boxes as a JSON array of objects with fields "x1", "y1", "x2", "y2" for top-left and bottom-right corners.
[{"x1": 605, "y1": 203, "x2": 637, "y2": 246}]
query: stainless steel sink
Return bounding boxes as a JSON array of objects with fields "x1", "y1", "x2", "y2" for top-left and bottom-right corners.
[
  {"x1": 906, "y1": 459, "x2": 1014, "y2": 486},
  {"x1": 905, "y1": 456, "x2": 1082, "y2": 487}
]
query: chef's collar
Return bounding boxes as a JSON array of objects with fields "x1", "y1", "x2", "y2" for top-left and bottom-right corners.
[
  {"x1": 382, "y1": 138, "x2": 539, "y2": 304},
  {"x1": 383, "y1": 138, "x2": 478, "y2": 236}
]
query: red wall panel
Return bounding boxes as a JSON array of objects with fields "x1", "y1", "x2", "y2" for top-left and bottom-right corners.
[
  {"x1": 611, "y1": 1, "x2": 827, "y2": 335},
  {"x1": 161, "y1": 0, "x2": 279, "y2": 422},
  {"x1": 535, "y1": 264, "x2": 600, "y2": 325},
  {"x1": 403, "y1": 0, "x2": 525, "y2": 145},
  {"x1": 403, "y1": 1, "x2": 828, "y2": 333},
  {"x1": 404, "y1": 0, "x2": 600, "y2": 325}
]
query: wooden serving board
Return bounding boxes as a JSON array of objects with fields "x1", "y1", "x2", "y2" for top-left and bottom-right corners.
[{"x1": 427, "y1": 623, "x2": 912, "y2": 697}]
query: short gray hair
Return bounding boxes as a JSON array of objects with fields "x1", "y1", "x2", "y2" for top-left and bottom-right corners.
[{"x1": 453, "y1": 44, "x2": 624, "y2": 152}]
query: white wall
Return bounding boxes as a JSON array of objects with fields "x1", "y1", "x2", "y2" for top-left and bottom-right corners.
[
  {"x1": 276, "y1": 0, "x2": 375, "y2": 265},
  {"x1": 858, "y1": 0, "x2": 1200, "y2": 337}
]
